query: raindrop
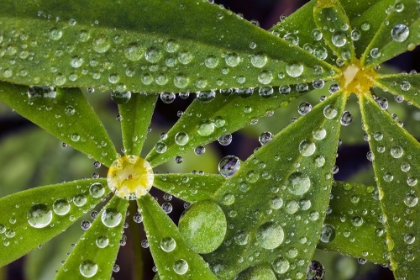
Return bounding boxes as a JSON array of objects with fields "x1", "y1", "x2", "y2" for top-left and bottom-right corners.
[
  {"x1": 298, "y1": 102, "x2": 312, "y2": 115},
  {"x1": 160, "y1": 237, "x2": 176, "y2": 252},
  {"x1": 89, "y1": 182, "x2": 105, "y2": 198},
  {"x1": 256, "y1": 222, "x2": 284, "y2": 249},
  {"x1": 205, "y1": 55, "x2": 219, "y2": 68},
  {"x1": 286, "y1": 63, "x2": 304, "y2": 77},
  {"x1": 111, "y1": 91, "x2": 131, "y2": 104},
  {"x1": 173, "y1": 259, "x2": 189, "y2": 275},
  {"x1": 218, "y1": 134, "x2": 232, "y2": 146},
  {"x1": 101, "y1": 208, "x2": 122, "y2": 228},
  {"x1": 299, "y1": 140, "x2": 316, "y2": 157},
  {"x1": 160, "y1": 92, "x2": 176, "y2": 104},
  {"x1": 288, "y1": 172, "x2": 311, "y2": 195},
  {"x1": 79, "y1": 260, "x2": 98, "y2": 278},
  {"x1": 27, "y1": 204, "x2": 53, "y2": 228},
  {"x1": 391, "y1": 24, "x2": 409, "y2": 42},
  {"x1": 197, "y1": 90, "x2": 216, "y2": 102},
  {"x1": 332, "y1": 32, "x2": 347, "y2": 47},
  {"x1": 259, "y1": 132, "x2": 273, "y2": 145},
  {"x1": 390, "y1": 146, "x2": 404, "y2": 158},
  {"x1": 323, "y1": 105, "x2": 337, "y2": 119},
  {"x1": 312, "y1": 127, "x2": 326, "y2": 140},
  {"x1": 53, "y1": 199, "x2": 70, "y2": 216},
  {"x1": 225, "y1": 52, "x2": 240, "y2": 67},
  {"x1": 175, "y1": 132, "x2": 189, "y2": 146},
  {"x1": 320, "y1": 224, "x2": 335, "y2": 243},
  {"x1": 250, "y1": 53, "x2": 267, "y2": 68},
  {"x1": 273, "y1": 258, "x2": 290, "y2": 274},
  {"x1": 340, "y1": 111, "x2": 352, "y2": 126},
  {"x1": 218, "y1": 155, "x2": 241, "y2": 178}
]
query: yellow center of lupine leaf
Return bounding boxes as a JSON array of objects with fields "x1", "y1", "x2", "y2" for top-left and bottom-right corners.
[
  {"x1": 107, "y1": 155, "x2": 154, "y2": 200},
  {"x1": 339, "y1": 60, "x2": 377, "y2": 96}
]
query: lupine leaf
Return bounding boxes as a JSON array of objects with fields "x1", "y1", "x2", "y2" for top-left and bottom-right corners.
[
  {"x1": 318, "y1": 181, "x2": 388, "y2": 264},
  {"x1": 146, "y1": 87, "x2": 307, "y2": 167},
  {"x1": 153, "y1": 174, "x2": 225, "y2": 203},
  {"x1": 0, "y1": 179, "x2": 108, "y2": 267},
  {"x1": 361, "y1": 0, "x2": 420, "y2": 67},
  {"x1": 0, "y1": 82, "x2": 117, "y2": 166},
  {"x1": 137, "y1": 194, "x2": 217, "y2": 280},
  {"x1": 360, "y1": 94, "x2": 420, "y2": 279},
  {"x1": 313, "y1": 0, "x2": 355, "y2": 64},
  {"x1": 56, "y1": 196, "x2": 128, "y2": 280},
  {"x1": 0, "y1": 0, "x2": 337, "y2": 93},
  {"x1": 118, "y1": 93, "x2": 157, "y2": 156},
  {"x1": 204, "y1": 92, "x2": 347, "y2": 279},
  {"x1": 375, "y1": 73, "x2": 420, "y2": 108}
]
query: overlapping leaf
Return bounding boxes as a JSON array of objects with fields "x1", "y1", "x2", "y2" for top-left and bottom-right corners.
[
  {"x1": 375, "y1": 73, "x2": 420, "y2": 108},
  {"x1": 360, "y1": 94, "x2": 420, "y2": 279},
  {"x1": 56, "y1": 196, "x2": 128, "y2": 280},
  {"x1": 0, "y1": 179, "x2": 108, "y2": 267},
  {"x1": 204, "y1": 92, "x2": 347, "y2": 279}
]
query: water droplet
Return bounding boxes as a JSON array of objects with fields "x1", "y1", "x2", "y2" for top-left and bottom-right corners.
[
  {"x1": 320, "y1": 224, "x2": 335, "y2": 243},
  {"x1": 145, "y1": 47, "x2": 162, "y2": 63},
  {"x1": 332, "y1": 32, "x2": 347, "y2": 47},
  {"x1": 96, "y1": 235, "x2": 109, "y2": 248},
  {"x1": 49, "y1": 28, "x2": 63, "y2": 40},
  {"x1": 273, "y1": 258, "x2": 290, "y2": 274},
  {"x1": 323, "y1": 105, "x2": 337, "y2": 119},
  {"x1": 197, "y1": 122, "x2": 215, "y2": 136},
  {"x1": 404, "y1": 194, "x2": 418, "y2": 207},
  {"x1": 27, "y1": 204, "x2": 53, "y2": 228},
  {"x1": 312, "y1": 127, "x2": 326, "y2": 140},
  {"x1": 89, "y1": 182, "x2": 105, "y2": 198},
  {"x1": 173, "y1": 259, "x2": 189, "y2": 275},
  {"x1": 79, "y1": 260, "x2": 98, "y2": 278},
  {"x1": 92, "y1": 35, "x2": 110, "y2": 53},
  {"x1": 286, "y1": 63, "x2": 304, "y2": 77},
  {"x1": 218, "y1": 134, "x2": 232, "y2": 146},
  {"x1": 73, "y1": 194, "x2": 87, "y2": 207},
  {"x1": 101, "y1": 208, "x2": 122, "y2": 228},
  {"x1": 197, "y1": 90, "x2": 216, "y2": 102},
  {"x1": 375, "y1": 96, "x2": 388, "y2": 110},
  {"x1": 258, "y1": 86, "x2": 274, "y2": 98},
  {"x1": 125, "y1": 43, "x2": 144, "y2": 61},
  {"x1": 391, "y1": 24, "x2": 409, "y2": 42},
  {"x1": 299, "y1": 140, "x2": 316, "y2": 156},
  {"x1": 175, "y1": 132, "x2": 189, "y2": 146},
  {"x1": 205, "y1": 55, "x2": 219, "y2": 68},
  {"x1": 256, "y1": 222, "x2": 284, "y2": 249},
  {"x1": 70, "y1": 56, "x2": 84, "y2": 68},
  {"x1": 234, "y1": 231, "x2": 249, "y2": 245},
  {"x1": 306, "y1": 260, "x2": 325, "y2": 280},
  {"x1": 340, "y1": 111, "x2": 352, "y2": 126},
  {"x1": 298, "y1": 102, "x2": 312, "y2": 115},
  {"x1": 111, "y1": 91, "x2": 131, "y2": 104},
  {"x1": 218, "y1": 155, "x2": 240, "y2": 178},
  {"x1": 258, "y1": 70, "x2": 273, "y2": 84},
  {"x1": 351, "y1": 216, "x2": 364, "y2": 227},
  {"x1": 225, "y1": 52, "x2": 240, "y2": 67},
  {"x1": 390, "y1": 146, "x2": 404, "y2": 158},
  {"x1": 288, "y1": 172, "x2": 311, "y2": 195},
  {"x1": 259, "y1": 132, "x2": 273, "y2": 145},
  {"x1": 160, "y1": 92, "x2": 176, "y2": 104},
  {"x1": 53, "y1": 198, "x2": 70, "y2": 216},
  {"x1": 155, "y1": 142, "x2": 167, "y2": 154},
  {"x1": 160, "y1": 237, "x2": 176, "y2": 252},
  {"x1": 250, "y1": 53, "x2": 267, "y2": 68},
  {"x1": 404, "y1": 233, "x2": 415, "y2": 244}
]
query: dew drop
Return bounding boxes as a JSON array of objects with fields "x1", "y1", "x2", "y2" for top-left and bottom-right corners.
[
  {"x1": 340, "y1": 111, "x2": 352, "y2": 126},
  {"x1": 250, "y1": 53, "x2": 267, "y2": 68},
  {"x1": 390, "y1": 146, "x2": 404, "y2": 158},
  {"x1": 225, "y1": 52, "x2": 240, "y2": 67},
  {"x1": 101, "y1": 208, "x2": 122, "y2": 228},
  {"x1": 218, "y1": 155, "x2": 240, "y2": 178},
  {"x1": 175, "y1": 132, "x2": 189, "y2": 146},
  {"x1": 323, "y1": 105, "x2": 337, "y2": 119},
  {"x1": 273, "y1": 258, "x2": 290, "y2": 274},
  {"x1": 111, "y1": 91, "x2": 131, "y2": 104},
  {"x1": 53, "y1": 198, "x2": 70, "y2": 216},
  {"x1": 145, "y1": 47, "x2": 163, "y2": 63},
  {"x1": 256, "y1": 222, "x2": 284, "y2": 249},
  {"x1": 299, "y1": 140, "x2": 316, "y2": 157},
  {"x1": 320, "y1": 224, "x2": 335, "y2": 243},
  {"x1": 27, "y1": 204, "x2": 53, "y2": 228},
  {"x1": 89, "y1": 182, "x2": 105, "y2": 198},
  {"x1": 205, "y1": 55, "x2": 219, "y2": 68},
  {"x1": 312, "y1": 127, "x2": 326, "y2": 140},
  {"x1": 96, "y1": 235, "x2": 109, "y2": 248},
  {"x1": 125, "y1": 43, "x2": 144, "y2": 61},
  {"x1": 286, "y1": 63, "x2": 304, "y2": 78},
  {"x1": 92, "y1": 35, "x2": 110, "y2": 53},
  {"x1": 288, "y1": 172, "x2": 311, "y2": 195},
  {"x1": 391, "y1": 24, "x2": 409, "y2": 42},
  {"x1": 79, "y1": 260, "x2": 98, "y2": 278},
  {"x1": 197, "y1": 90, "x2": 216, "y2": 102},
  {"x1": 173, "y1": 259, "x2": 189, "y2": 275}
]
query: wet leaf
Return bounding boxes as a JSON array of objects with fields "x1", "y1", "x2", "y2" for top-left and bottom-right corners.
[
  {"x1": 118, "y1": 93, "x2": 157, "y2": 156},
  {"x1": 375, "y1": 73, "x2": 420, "y2": 108},
  {"x1": 153, "y1": 174, "x2": 225, "y2": 203},
  {"x1": 0, "y1": 179, "x2": 108, "y2": 267},
  {"x1": 137, "y1": 194, "x2": 217, "y2": 279},
  {"x1": 0, "y1": 82, "x2": 117, "y2": 166},
  {"x1": 361, "y1": 0, "x2": 420, "y2": 66},
  {"x1": 318, "y1": 181, "x2": 388, "y2": 264},
  {"x1": 205, "y1": 92, "x2": 347, "y2": 279},
  {"x1": 360, "y1": 94, "x2": 420, "y2": 279},
  {"x1": 56, "y1": 196, "x2": 128, "y2": 280},
  {"x1": 0, "y1": 0, "x2": 336, "y2": 93}
]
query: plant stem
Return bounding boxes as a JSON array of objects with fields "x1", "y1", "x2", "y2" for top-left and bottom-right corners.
[{"x1": 129, "y1": 201, "x2": 144, "y2": 280}]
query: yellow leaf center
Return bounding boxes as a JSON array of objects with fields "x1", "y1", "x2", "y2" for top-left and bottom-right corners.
[{"x1": 339, "y1": 60, "x2": 377, "y2": 96}]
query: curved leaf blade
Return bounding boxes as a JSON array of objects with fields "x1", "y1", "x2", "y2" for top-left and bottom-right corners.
[
  {"x1": 205, "y1": 92, "x2": 347, "y2": 279},
  {"x1": 154, "y1": 174, "x2": 225, "y2": 203},
  {"x1": 0, "y1": 83, "x2": 117, "y2": 166},
  {"x1": 137, "y1": 194, "x2": 217, "y2": 280},
  {"x1": 0, "y1": 0, "x2": 337, "y2": 93},
  {"x1": 318, "y1": 181, "x2": 388, "y2": 264},
  {"x1": 375, "y1": 73, "x2": 420, "y2": 108},
  {"x1": 56, "y1": 196, "x2": 128, "y2": 280},
  {"x1": 360, "y1": 94, "x2": 420, "y2": 279},
  {"x1": 119, "y1": 93, "x2": 157, "y2": 156},
  {"x1": 0, "y1": 178, "x2": 108, "y2": 267}
]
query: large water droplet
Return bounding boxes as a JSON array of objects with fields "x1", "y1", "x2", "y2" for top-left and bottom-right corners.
[
  {"x1": 175, "y1": 132, "x2": 189, "y2": 146},
  {"x1": 320, "y1": 224, "x2": 335, "y2": 243},
  {"x1": 256, "y1": 222, "x2": 284, "y2": 249},
  {"x1": 273, "y1": 258, "x2": 290, "y2": 274},
  {"x1": 111, "y1": 91, "x2": 131, "y2": 104},
  {"x1": 288, "y1": 172, "x2": 311, "y2": 195},
  {"x1": 125, "y1": 43, "x2": 144, "y2": 61},
  {"x1": 286, "y1": 63, "x2": 304, "y2": 77},
  {"x1": 173, "y1": 259, "x2": 189, "y2": 275},
  {"x1": 96, "y1": 235, "x2": 109, "y2": 248},
  {"x1": 299, "y1": 140, "x2": 316, "y2": 157},
  {"x1": 250, "y1": 53, "x2": 267, "y2": 68},
  {"x1": 89, "y1": 182, "x2": 105, "y2": 198},
  {"x1": 101, "y1": 208, "x2": 122, "y2": 228},
  {"x1": 79, "y1": 260, "x2": 98, "y2": 278},
  {"x1": 27, "y1": 204, "x2": 53, "y2": 228},
  {"x1": 391, "y1": 24, "x2": 409, "y2": 42},
  {"x1": 218, "y1": 155, "x2": 241, "y2": 178},
  {"x1": 92, "y1": 35, "x2": 110, "y2": 53},
  {"x1": 53, "y1": 198, "x2": 70, "y2": 216},
  {"x1": 160, "y1": 237, "x2": 176, "y2": 252}
]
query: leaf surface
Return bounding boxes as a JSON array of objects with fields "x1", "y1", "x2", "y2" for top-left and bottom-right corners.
[
  {"x1": 205, "y1": 92, "x2": 347, "y2": 279},
  {"x1": 137, "y1": 194, "x2": 217, "y2": 280},
  {"x1": 0, "y1": 0, "x2": 336, "y2": 93},
  {"x1": 56, "y1": 196, "x2": 128, "y2": 280},
  {"x1": 360, "y1": 94, "x2": 420, "y2": 279},
  {"x1": 0, "y1": 179, "x2": 108, "y2": 267},
  {"x1": 375, "y1": 73, "x2": 420, "y2": 108},
  {"x1": 0, "y1": 82, "x2": 117, "y2": 166}
]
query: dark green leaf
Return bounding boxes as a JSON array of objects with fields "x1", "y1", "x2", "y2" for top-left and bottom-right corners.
[
  {"x1": 0, "y1": 83, "x2": 117, "y2": 166},
  {"x1": 0, "y1": 179, "x2": 108, "y2": 267},
  {"x1": 318, "y1": 181, "x2": 388, "y2": 264},
  {"x1": 56, "y1": 196, "x2": 128, "y2": 280},
  {"x1": 137, "y1": 194, "x2": 217, "y2": 279},
  {"x1": 0, "y1": 0, "x2": 337, "y2": 93},
  {"x1": 375, "y1": 73, "x2": 420, "y2": 108},
  {"x1": 154, "y1": 174, "x2": 225, "y2": 203},
  {"x1": 360, "y1": 94, "x2": 420, "y2": 279},
  {"x1": 118, "y1": 93, "x2": 157, "y2": 156},
  {"x1": 205, "y1": 92, "x2": 347, "y2": 279}
]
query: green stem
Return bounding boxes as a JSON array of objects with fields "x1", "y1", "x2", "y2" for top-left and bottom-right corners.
[{"x1": 129, "y1": 201, "x2": 144, "y2": 280}]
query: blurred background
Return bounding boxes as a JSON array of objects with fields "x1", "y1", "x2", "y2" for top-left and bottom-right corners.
[{"x1": 0, "y1": 0, "x2": 419, "y2": 279}]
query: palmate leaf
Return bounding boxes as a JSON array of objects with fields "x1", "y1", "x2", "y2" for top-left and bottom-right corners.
[
  {"x1": 153, "y1": 174, "x2": 225, "y2": 203},
  {"x1": 56, "y1": 196, "x2": 128, "y2": 280},
  {"x1": 146, "y1": 87, "x2": 307, "y2": 167},
  {"x1": 137, "y1": 194, "x2": 217, "y2": 280},
  {"x1": 360, "y1": 94, "x2": 420, "y2": 279},
  {"x1": 375, "y1": 73, "x2": 420, "y2": 108},
  {"x1": 0, "y1": 0, "x2": 337, "y2": 93},
  {"x1": 0, "y1": 179, "x2": 108, "y2": 267},
  {"x1": 204, "y1": 92, "x2": 347, "y2": 279},
  {"x1": 0, "y1": 82, "x2": 117, "y2": 166},
  {"x1": 361, "y1": 0, "x2": 420, "y2": 67},
  {"x1": 118, "y1": 93, "x2": 157, "y2": 156},
  {"x1": 318, "y1": 181, "x2": 388, "y2": 264}
]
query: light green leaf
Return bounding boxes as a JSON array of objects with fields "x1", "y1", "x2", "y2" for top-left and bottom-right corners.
[
  {"x1": 361, "y1": 0, "x2": 420, "y2": 66},
  {"x1": 56, "y1": 196, "x2": 128, "y2": 280},
  {"x1": 360, "y1": 94, "x2": 420, "y2": 279},
  {"x1": 205, "y1": 92, "x2": 347, "y2": 279},
  {"x1": 137, "y1": 194, "x2": 217, "y2": 280},
  {"x1": 0, "y1": 82, "x2": 117, "y2": 166},
  {"x1": 0, "y1": 178, "x2": 108, "y2": 267},
  {"x1": 0, "y1": 0, "x2": 337, "y2": 93},
  {"x1": 313, "y1": 0, "x2": 355, "y2": 63},
  {"x1": 154, "y1": 174, "x2": 225, "y2": 203},
  {"x1": 375, "y1": 73, "x2": 420, "y2": 108},
  {"x1": 118, "y1": 93, "x2": 157, "y2": 156},
  {"x1": 146, "y1": 88, "x2": 306, "y2": 167},
  {"x1": 318, "y1": 181, "x2": 388, "y2": 264}
]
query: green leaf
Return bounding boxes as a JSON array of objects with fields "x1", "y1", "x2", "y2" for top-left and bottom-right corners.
[
  {"x1": 146, "y1": 87, "x2": 306, "y2": 167},
  {"x1": 205, "y1": 92, "x2": 347, "y2": 279},
  {"x1": 137, "y1": 194, "x2": 217, "y2": 280},
  {"x1": 118, "y1": 93, "x2": 157, "y2": 156},
  {"x1": 318, "y1": 181, "x2": 388, "y2": 264},
  {"x1": 361, "y1": 0, "x2": 420, "y2": 66},
  {"x1": 0, "y1": 83, "x2": 117, "y2": 166},
  {"x1": 153, "y1": 174, "x2": 225, "y2": 203},
  {"x1": 375, "y1": 73, "x2": 420, "y2": 108},
  {"x1": 0, "y1": 0, "x2": 337, "y2": 93},
  {"x1": 313, "y1": 0, "x2": 355, "y2": 64},
  {"x1": 56, "y1": 196, "x2": 128, "y2": 280},
  {"x1": 360, "y1": 94, "x2": 420, "y2": 279},
  {"x1": 0, "y1": 178, "x2": 108, "y2": 267}
]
